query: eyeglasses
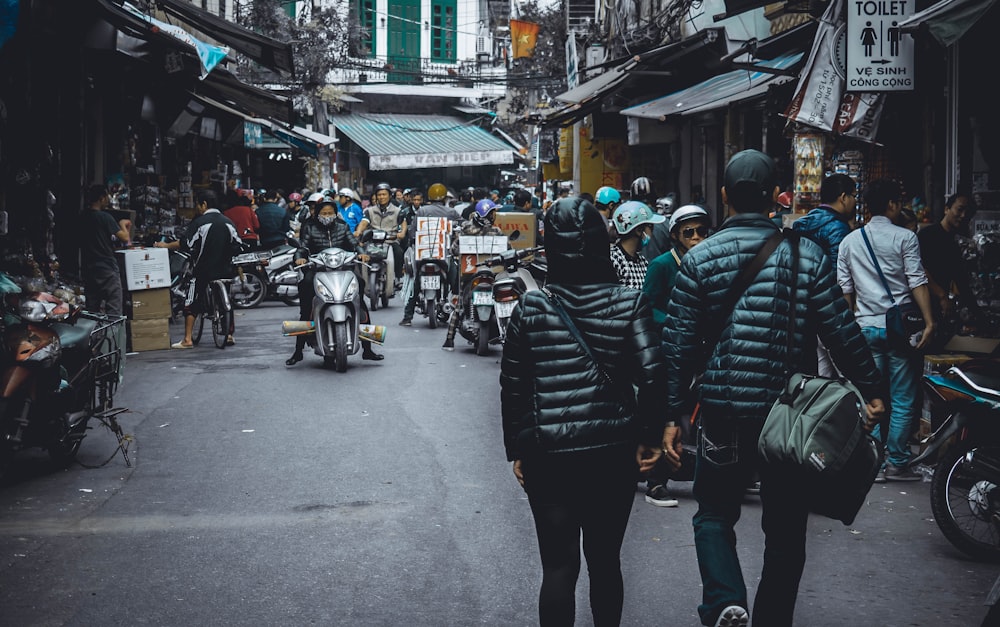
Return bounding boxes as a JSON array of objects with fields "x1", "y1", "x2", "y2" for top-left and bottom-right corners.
[{"x1": 681, "y1": 226, "x2": 710, "y2": 238}]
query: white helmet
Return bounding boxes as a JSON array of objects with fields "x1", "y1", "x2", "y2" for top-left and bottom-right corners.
[
  {"x1": 306, "y1": 192, "x2": 325, "y2": 204},
  {"x1": 667, "y1": 205, "x2": 710, "y2": 233},
  {"x1": 338, "y1": 187, "x2": 357, "y2": 202}
]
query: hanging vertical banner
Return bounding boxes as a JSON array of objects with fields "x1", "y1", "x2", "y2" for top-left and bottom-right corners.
[
  {"x1": 510, "y1": 20, "x2": 539, "y2": 59},
  {"x1": 565, "y1": 35, "x2": 579, "y2": 90},
  {"x1": 783, "y1": 0, "x2": 884, "y2": 142}
]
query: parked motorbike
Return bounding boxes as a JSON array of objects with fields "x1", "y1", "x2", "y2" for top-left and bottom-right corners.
[
  {"x1": 910, "y1": 359, "x2": 1000, "y2": 561},
  {"x1": 0, "y1": 275, "x2": 129, "y2": 476},
  {"x1": 298, "y1": 247, "x2": 369, "y2": 372},
  {"x1": 489, "y1": 245, "x2": 545, "y2": 345},
  {"x1": 362, "y1": 229, "x2": 392, "y2": 311},
  {"x1": 230, "y1": 241, "x2": 301, "y2": 309}
]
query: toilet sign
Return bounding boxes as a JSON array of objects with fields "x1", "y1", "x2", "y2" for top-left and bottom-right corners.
[{"x1": 846, "y1": 0, "x2": 915, "y2": 91}]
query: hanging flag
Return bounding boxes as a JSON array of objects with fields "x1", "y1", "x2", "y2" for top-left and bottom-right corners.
[
  {"x1": 510, "y1": 20, "x2": 539, "y2": 59},
  {"x1": 565, "y1": 34, "x2": 579, "y2": 90},
  {"x1": 783, "y1": 0, "x2": 884, "y2": 142}
]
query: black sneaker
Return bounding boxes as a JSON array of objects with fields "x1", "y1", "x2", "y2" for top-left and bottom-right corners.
[
  {"x1": 441, "y1": 338, "x2": 455, "y2": 351},
  {"x1": 884, "y1": 464, "x2": 921, "y2": 481},
  {"x1": 362, "y1": 349, "x2": 384, "y2": 361},
  {"x1": 644, "y1": 484, "x2": 678, "y2": 507},
  {"x1": 399, "y1": 318, "x2": 412, "y2": 326},
  {"x1": 714, "y1": 605, "x2": 748, "y2": 627}
]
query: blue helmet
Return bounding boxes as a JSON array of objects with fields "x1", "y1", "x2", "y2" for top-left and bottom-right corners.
[
  {"x1": 595, "y1": 186, "x2": 621, "y2": 206},
  {"x1": 474, "y1": 199, "x2": 497, "y2": 218}
]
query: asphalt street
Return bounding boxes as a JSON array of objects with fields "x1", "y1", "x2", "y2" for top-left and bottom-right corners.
[{"x1": 0, "y1": 296, "x2": 996, "y2": 626}]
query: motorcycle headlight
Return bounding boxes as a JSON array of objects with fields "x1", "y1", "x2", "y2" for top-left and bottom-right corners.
[
  {"x1": 315, "y1": 280, "x2": 334, "y2": 300},
  {"x1": 19, "y1": 299, "x2": 48, "y2": 322}
]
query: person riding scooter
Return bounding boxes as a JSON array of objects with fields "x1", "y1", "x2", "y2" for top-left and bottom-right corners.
[
  {"x1": 286, "y1": 200, "x2": 383, "y2": 365},
  {"x1": 442, "y1": 199, "x2": 506, "y2": 350}
]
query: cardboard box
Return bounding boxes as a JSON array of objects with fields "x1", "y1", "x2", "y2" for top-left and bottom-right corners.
[
  {"x1": 458, "y1": 235, "x2": 507, "y2": 254},
  {"x1": 415, "y1": 244, "x2": 447, "y2": 261},
  {"x1": 494, "y1": 212, "x2": 537, "y2": 249},
  {"x1": 942, "y1": 335, "x2": 1000, "y2": 356},
  {"x1": 128, "y1": 318, "x2": 170, "y2": 352},
  {"x1": 127, "y1": 288, "x2": 171, "y2": 320},
  {"x1": 116, "y1": 247, "x2": 171, "y2": 291}
]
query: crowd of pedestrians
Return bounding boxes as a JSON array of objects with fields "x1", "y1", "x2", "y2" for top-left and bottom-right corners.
[{"x1": 500, "y1": 151, "x2": 978, "y2": 627}]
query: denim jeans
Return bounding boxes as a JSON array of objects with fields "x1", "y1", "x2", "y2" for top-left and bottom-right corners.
[
  {"x1": 692, "y1": 418, "x2": 810, "y2": 627},
  {"x1": 861, "y1": 327, "x2": 919, "y2": 467}
]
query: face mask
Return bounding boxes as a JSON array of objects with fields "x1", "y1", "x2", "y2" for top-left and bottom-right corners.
[
  {"x1": 318, "y1": 215, "x2": 335, "y2": 226},
  {"x1": 640, "y1": 232, "x2": 651, "y2": 247}
]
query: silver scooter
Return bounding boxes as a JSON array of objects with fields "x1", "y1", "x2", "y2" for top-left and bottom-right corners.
[{"x1": 302, "y1": 247, "x2": 368, "y2": 372}]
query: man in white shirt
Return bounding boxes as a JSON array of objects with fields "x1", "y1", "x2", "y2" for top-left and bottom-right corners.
[{"x1": 837, "y1": 179, "x2": 935, "y2": 481}]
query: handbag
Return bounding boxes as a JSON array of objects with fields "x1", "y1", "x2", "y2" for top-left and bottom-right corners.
[
  {"x1": 758, "y1": 233, "x2": 884, "y2": 525},
  {"x1": 860, "y1": 227, "x2": 927, "y2": 352}
]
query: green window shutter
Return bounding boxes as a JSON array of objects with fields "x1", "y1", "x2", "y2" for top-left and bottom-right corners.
[
  {"x1": 284, "y1": 2, "x2": 296, "y2": 19},
  {"x1": 356, "y1": 0, "x2": 375, "y2": 57},
  {"x1": 430, "y1": 0, "x2": 456, "y2": 62}
]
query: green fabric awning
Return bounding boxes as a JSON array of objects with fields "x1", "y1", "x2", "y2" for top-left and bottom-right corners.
[
  {"x1": 331, "y1": 114, "x2": 516, "y2": 171},
  {"x1": 898, "y1": 0, "x2": 998, "y2": 47}
]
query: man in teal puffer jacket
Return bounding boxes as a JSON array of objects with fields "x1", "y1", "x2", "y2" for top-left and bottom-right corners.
[{"x1": 661, "y1": 150, "x2": 884, "y2": 627}]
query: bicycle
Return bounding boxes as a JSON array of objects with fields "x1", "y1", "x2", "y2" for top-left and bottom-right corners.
[{"x1": 190, "y1": 277, "x2": 235, "y2": 349}]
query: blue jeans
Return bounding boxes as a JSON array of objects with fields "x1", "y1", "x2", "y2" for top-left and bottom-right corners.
[
  {"x1": 861, "y1": 327, "x2": 919, "y2": 467},
  {"x1": 692, "y1": 418, "x2": 809, "y2": 627}
]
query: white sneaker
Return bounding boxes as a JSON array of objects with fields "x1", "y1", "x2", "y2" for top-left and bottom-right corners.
[{"x1": 714, "y1": 605, "x2": 748, "y2": 627}]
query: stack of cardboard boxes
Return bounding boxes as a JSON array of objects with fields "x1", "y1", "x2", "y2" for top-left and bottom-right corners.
[{"x1": 116, "y1": 248, "x2": 172, "y2": 352}]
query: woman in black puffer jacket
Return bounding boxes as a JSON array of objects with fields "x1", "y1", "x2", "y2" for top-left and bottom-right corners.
[{"x1": 500, "y1": 197, "x2": 669, "y2": 626}]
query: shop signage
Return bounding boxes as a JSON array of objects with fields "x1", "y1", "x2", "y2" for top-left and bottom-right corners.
[
  {"x1": 244, "y1": 121, "x2": 262, "y2": 148},
  {"x1": 368, "y1": 150, "x2": 512, "y2": 171},
  {"x1": 846, "y1": 0, "x2": 915, "y2": 91}
]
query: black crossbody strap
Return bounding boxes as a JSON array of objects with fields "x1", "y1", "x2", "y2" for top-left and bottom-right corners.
[
  {"x1": 703, "y1": 230, "x2": 786, "y2": 352},
  {"x1": 542, "y1": 288, "x2": 633, "y2": 407},
  {"x1": 860, "y1": 227, "x2": 897, "y2": 305}
]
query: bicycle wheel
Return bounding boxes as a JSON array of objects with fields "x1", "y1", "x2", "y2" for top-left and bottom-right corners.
[
  {"x1": 191, "y1": 313, "x2": 205, "y2": 345},
  {"x1": 212, "y1": 289, "x2": 230, "y2": 349}
]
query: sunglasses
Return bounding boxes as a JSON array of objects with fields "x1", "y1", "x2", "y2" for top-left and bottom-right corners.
[{"x1": 680, "y1": 226, "x2": 710, "y2": 238}]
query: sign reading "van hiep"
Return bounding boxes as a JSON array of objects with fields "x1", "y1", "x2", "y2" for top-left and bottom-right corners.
[{"x1": 846, "y1": 0, "x2": 915, "y2": 92}]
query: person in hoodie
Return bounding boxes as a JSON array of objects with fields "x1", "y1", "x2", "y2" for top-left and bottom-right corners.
[
  {"x1": 500, "y1": 197, "x2": 671, "y2": 626},
  {"x1": 792, "y1": 173, "x2": 858, "y2": 377}
]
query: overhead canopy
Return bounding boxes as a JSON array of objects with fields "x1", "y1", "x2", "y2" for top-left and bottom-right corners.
[
  {"x1": 188, "y1": 93, "x2": 336, "y2": 156},
  {"x1": 543, "y1": 27, "x2": 730, "y2": 128},
  {"x1": 332, "y1": 114, "x2": 516, "y2": 171},
  {"x1": 621, "y1": 51, "x2": 803, "y2": 120},
  {"x1": 898, "y1": 0, "x2": 997, "y2": 47},
  {"x1": 154, "y1": 0, "x2": 295, "y2": 76},
  {"x1": 97, "y1": 0, "x2": 229, "y2": 77},
  {"x1": 197, "y1": 68, "x2": 293, "y2": 123}
]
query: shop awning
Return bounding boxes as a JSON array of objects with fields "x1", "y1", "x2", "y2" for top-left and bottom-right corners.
[
  {"x1": 197, "y1": 68, "x2": 293, "y2": 123},
  {"x1": 331, "y1": 114, "x2": 516, "y2": 171},
  {"x1": 621, "y1": 51, "x2": 803, "y2": 120},
  {"x1": 154, "y1": 0, "x2": 295, "y2": 76},
  {"x1": 98, "y1": 0, "x2": 229, "y2": 77},
  {"x1": 898, "y1": 0, "x2": 997, "y2": 47},
  {"x1": 555, "y1": 64, "x2": 633, "y2": 105}
]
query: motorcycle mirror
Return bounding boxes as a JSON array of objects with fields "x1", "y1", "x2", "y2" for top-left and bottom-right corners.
[
  {"x1": 509, "y1": 230, "x2": 520, "y2": 241},
  {"x1": 360, "y1": 230, "x2": 374, "y2": 244}
]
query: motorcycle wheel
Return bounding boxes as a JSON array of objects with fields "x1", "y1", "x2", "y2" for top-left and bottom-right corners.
[
  {"x1": 476, "y1": 320, "x2": 490, "y2": 356},
  {"x1": 48, "y1": 435, "x2": 83, "y2": 467},
  {"x1": 232, "y1": 269, "x2": 266, "y2": 309},
  {"x1": 930, "y1": 444, "x2": 1000, "y2": 562},
  {"x1": 191, "y1": 312, "x2": 205, "y2": 345},
  {"x1": 330, "y1": 321, "x2": 348, "y2": 373},
  {"x1": 368, "y1": 278, "x2": 380, "y2": 311},
  {"x1": 427, "y1": 299, "x2": 438, "y2": 329}
]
